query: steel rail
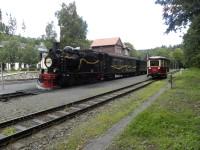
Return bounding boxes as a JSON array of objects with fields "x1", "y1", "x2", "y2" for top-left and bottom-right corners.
[
  {"x1": 0, "y1": 79, "x2": 153, "y2": 147},
  {"x1": 0, "y1": 78, "x2": 38, "y2": 85},
  {"x1": 0, "y1": 89, "x2": 48, "y2": 102}
]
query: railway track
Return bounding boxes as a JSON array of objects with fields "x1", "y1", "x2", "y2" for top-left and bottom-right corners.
[
  {"x1": 0, "y1": 89, "x2": 49, "y2": 102},
  {"x1": 0, "y1": 75, "x2": 145, "y2": 102},
  {"x1": 0, "y1": 77, "x2": 127, "y2": 102},
  {"x1": 0, "y1": 79, "x2": 153, "y2": 147},
  {"x1": 0, "y1": 78, "x2": 38, "y2": 85}
]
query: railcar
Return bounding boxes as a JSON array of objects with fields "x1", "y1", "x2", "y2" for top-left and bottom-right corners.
[
  {"x1": 147, "y1": 56, "x2": 170, "y2": 78},
  {"x1": 38, "y1": 45, "x2": 147, "y2": 89}
]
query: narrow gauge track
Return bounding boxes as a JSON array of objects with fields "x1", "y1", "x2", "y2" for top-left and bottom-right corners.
[
  {"x1": 0, "y1": 89, "x2": 49, "y2": 102},
  {"x1": 0, "y1": 79, "x2": 153, "y2": 147},
  {"x1": 0, "y1": 78, "x2": 38, "y2": 85},
  {"x1": 0, "y1": 75, "x2": 146, "y2": 102}
]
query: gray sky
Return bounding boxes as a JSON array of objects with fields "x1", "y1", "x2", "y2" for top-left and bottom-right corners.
[{"x1": 0, "y1": 0, "x2": 184, "y2": 49}]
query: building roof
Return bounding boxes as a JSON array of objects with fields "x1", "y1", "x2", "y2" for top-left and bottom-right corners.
[{"x1": 91, "y1": 37, "x2": 122, "y2": 47}]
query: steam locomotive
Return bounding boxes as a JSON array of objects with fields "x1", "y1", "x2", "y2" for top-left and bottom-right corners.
[{"x1": 38, "y1": 44, "x2": 147, "y2": 89}]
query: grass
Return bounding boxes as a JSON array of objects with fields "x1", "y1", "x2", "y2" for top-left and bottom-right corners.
[
  {"x1": 50, "y1": 79, "x2": 167, "y2": 150},
  {"x1": 108, "y1": 68, "x2": 200, "y2": 150},
  {"x1": 2, "y1": 127, "x2": 16, "y2": 136}
]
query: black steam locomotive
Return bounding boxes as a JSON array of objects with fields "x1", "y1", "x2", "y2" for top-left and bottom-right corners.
[{"x1": 38, "y1": 45, "x2": 147, "y2": 89}]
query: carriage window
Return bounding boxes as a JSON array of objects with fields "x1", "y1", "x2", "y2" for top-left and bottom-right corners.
[
  {"x1": 150, "y1": 60, "x2": 159, "y2": 66},
  {"x1": 161, "y1": 60, "x2": 164, "y2": 67},
  {"x1": 164, "y1": 61, "x2": 166, "y2": 67},
  {"x1": 164, "y1": 61, "x2": 168, "y2": 67}
]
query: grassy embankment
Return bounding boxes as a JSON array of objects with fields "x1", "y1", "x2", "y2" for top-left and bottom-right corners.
[
  {"x1": 51, "y1": 78, "x2": 167, "y2": 150},
  {"x1": 108, "y1": 68, "x2": 200, "y2": 150}
]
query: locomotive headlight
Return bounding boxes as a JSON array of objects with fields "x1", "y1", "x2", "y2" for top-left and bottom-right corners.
[{"x1": 45, "y1": 57, "x2": 53, "y2": 68}]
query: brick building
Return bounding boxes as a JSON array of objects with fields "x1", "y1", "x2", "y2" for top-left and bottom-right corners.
[{"x1": 91, "y1": 37, "x2": 129, "y2": 56}]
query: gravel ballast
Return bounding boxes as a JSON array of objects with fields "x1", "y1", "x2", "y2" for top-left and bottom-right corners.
[{"x1": 0, "y1": 75, "x2": 148, "y2": 123}]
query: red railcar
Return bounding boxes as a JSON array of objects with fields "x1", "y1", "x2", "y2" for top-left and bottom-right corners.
[{"x1": 147, "y1": 56, "x2": 170, "y2": 78}]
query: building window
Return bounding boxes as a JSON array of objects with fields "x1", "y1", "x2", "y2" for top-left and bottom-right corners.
[{"x1": 115, "y1": 46, "x2": 122, "y2": 54}]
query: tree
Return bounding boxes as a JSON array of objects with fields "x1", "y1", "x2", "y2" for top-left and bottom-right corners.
[
  {"x1": 183, "y1": 15, "x2": 200, "y2": 67},
  {"x1": 22, "y1": 44, "x2": 39, "y2": 67},
  {"x1": 156, "y1": 0, "x2": 200, "y2": 68},
  {"x1": 7, "y1": 14, "x2": 17, "y2": 35},
  {"x1": 45, "y1": 21, "x2": 57, "y2": 41},
  {"x1": 171, "y1": 48, "x2": 184, "y2": 67},
  {"x1": 3, "y1": 39, "x2": 20, "y2": 68},
  {"x1": 0, "y1": 46, "x2": 7, "y2": 63},
  {"x1": 44, "y1": 21, "x2": 57, "y2": 49},
  {"x1": 0, "y1": 9, "x2": 1, "y2": 22},
  {"x1": 0, "y1": 9, "x2": 9, "y2": 36},
  {"x1": 155, "y1": 0, "x2": 200, "y2": 33},
  {"x1": 55, "y1": 2, "x2": 88, "y2": 48},
  {"x1": 124, "y1": 42, "x2": 137, "y2": 57},
  {"x1": 21, "y1": 20, "x2": 26, "y2": 36}
]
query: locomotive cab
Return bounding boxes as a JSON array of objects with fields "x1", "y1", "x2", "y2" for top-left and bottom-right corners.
[{"x1": 147, "y1": 56, "x2": 169, "y2": 78}]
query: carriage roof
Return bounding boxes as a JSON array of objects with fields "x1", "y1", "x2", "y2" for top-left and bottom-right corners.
[{"x1": 148, "y1": 56, "x2": 169, "y2": 61}]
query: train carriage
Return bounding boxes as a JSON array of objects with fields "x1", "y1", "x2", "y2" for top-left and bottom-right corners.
[
  {"x1": 106, "y1": 54, "x2": 138, "y2": 78},
  {"x1": 147, "y1": 56, "x2": 170, "y2": 78}
]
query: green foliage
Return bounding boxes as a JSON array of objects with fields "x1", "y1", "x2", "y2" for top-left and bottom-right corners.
[
  {"x1": 3, "y1": 38, "x2": 20, "y2": 64},
  {"x1": 22, "y1": 43, "x2": 39, "y2": 65},
  {"x1": 156, "y1": 0, "x2": 200, "y2": 68},
  {"x1": 183, "y1": 15, "x2": 200, "y2": 68},
  {"x1": 55, "y1": 1, "x2": 88, "y2": 49},
  {"x1": 7, "y1": 14, "x2": 17, "y2": 35},
  {"x1": 137, "y1": 45, "x2": 184, "y2": 65},
  {"x1": 124, "y1": 42, "x2": 135, "y2": 50},
  {"x1": 124, "y1": 42, "x2": 137, "y2": 57},
  {"x1": 44, "y1": 21, "x2": 57, "y2": 49},
  {"x1": 21, "y1": 20, "x2": 26, "y2": 33},
  {"x1": 0, "y1": 9, "x2": 40, "y2": 68},
  {"x1": 0, "y1": 36, "x2": 39, "y2": 66},
  {"x1": 0, "y1": 45, "x2": 7, "y2": 63},
  {"x1": 45, "y1": 21, "x2": 57, "y2": 41},
  {"x1": 43, "y1": 40, "x2": 53, "y2": 49},
  {"x1": 171, "y1": 48, "x2": 185, "y2": 67},
  {"x1": 155, "y1": 0, "x2": 200, "y2": 33},
  {"x1": 109, "y1": 69, "x2": 200, "y2": 150},
  {"x1": 0, "y1": 22, "x2": 9, "y2": 35},
  {"x1": 0, "y1": 9, "x2": 9, "y2": 35},
  {"x1": 2, "y1": 127, "x2": 16, "y2": 136}
]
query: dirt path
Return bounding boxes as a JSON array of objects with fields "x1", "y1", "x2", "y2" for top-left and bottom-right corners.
[{"x1": 83, "y1": 84, "x2": 169, "y2": 150}]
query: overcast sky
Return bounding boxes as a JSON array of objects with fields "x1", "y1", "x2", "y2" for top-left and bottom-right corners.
[{"x1": 0, "y1": 0, "x2": 184, "y2": 49}]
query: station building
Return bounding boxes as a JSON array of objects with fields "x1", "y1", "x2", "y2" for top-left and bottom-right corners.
[{"x1": 91, "y1": 37, "x2": 130, "y2": 56}]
